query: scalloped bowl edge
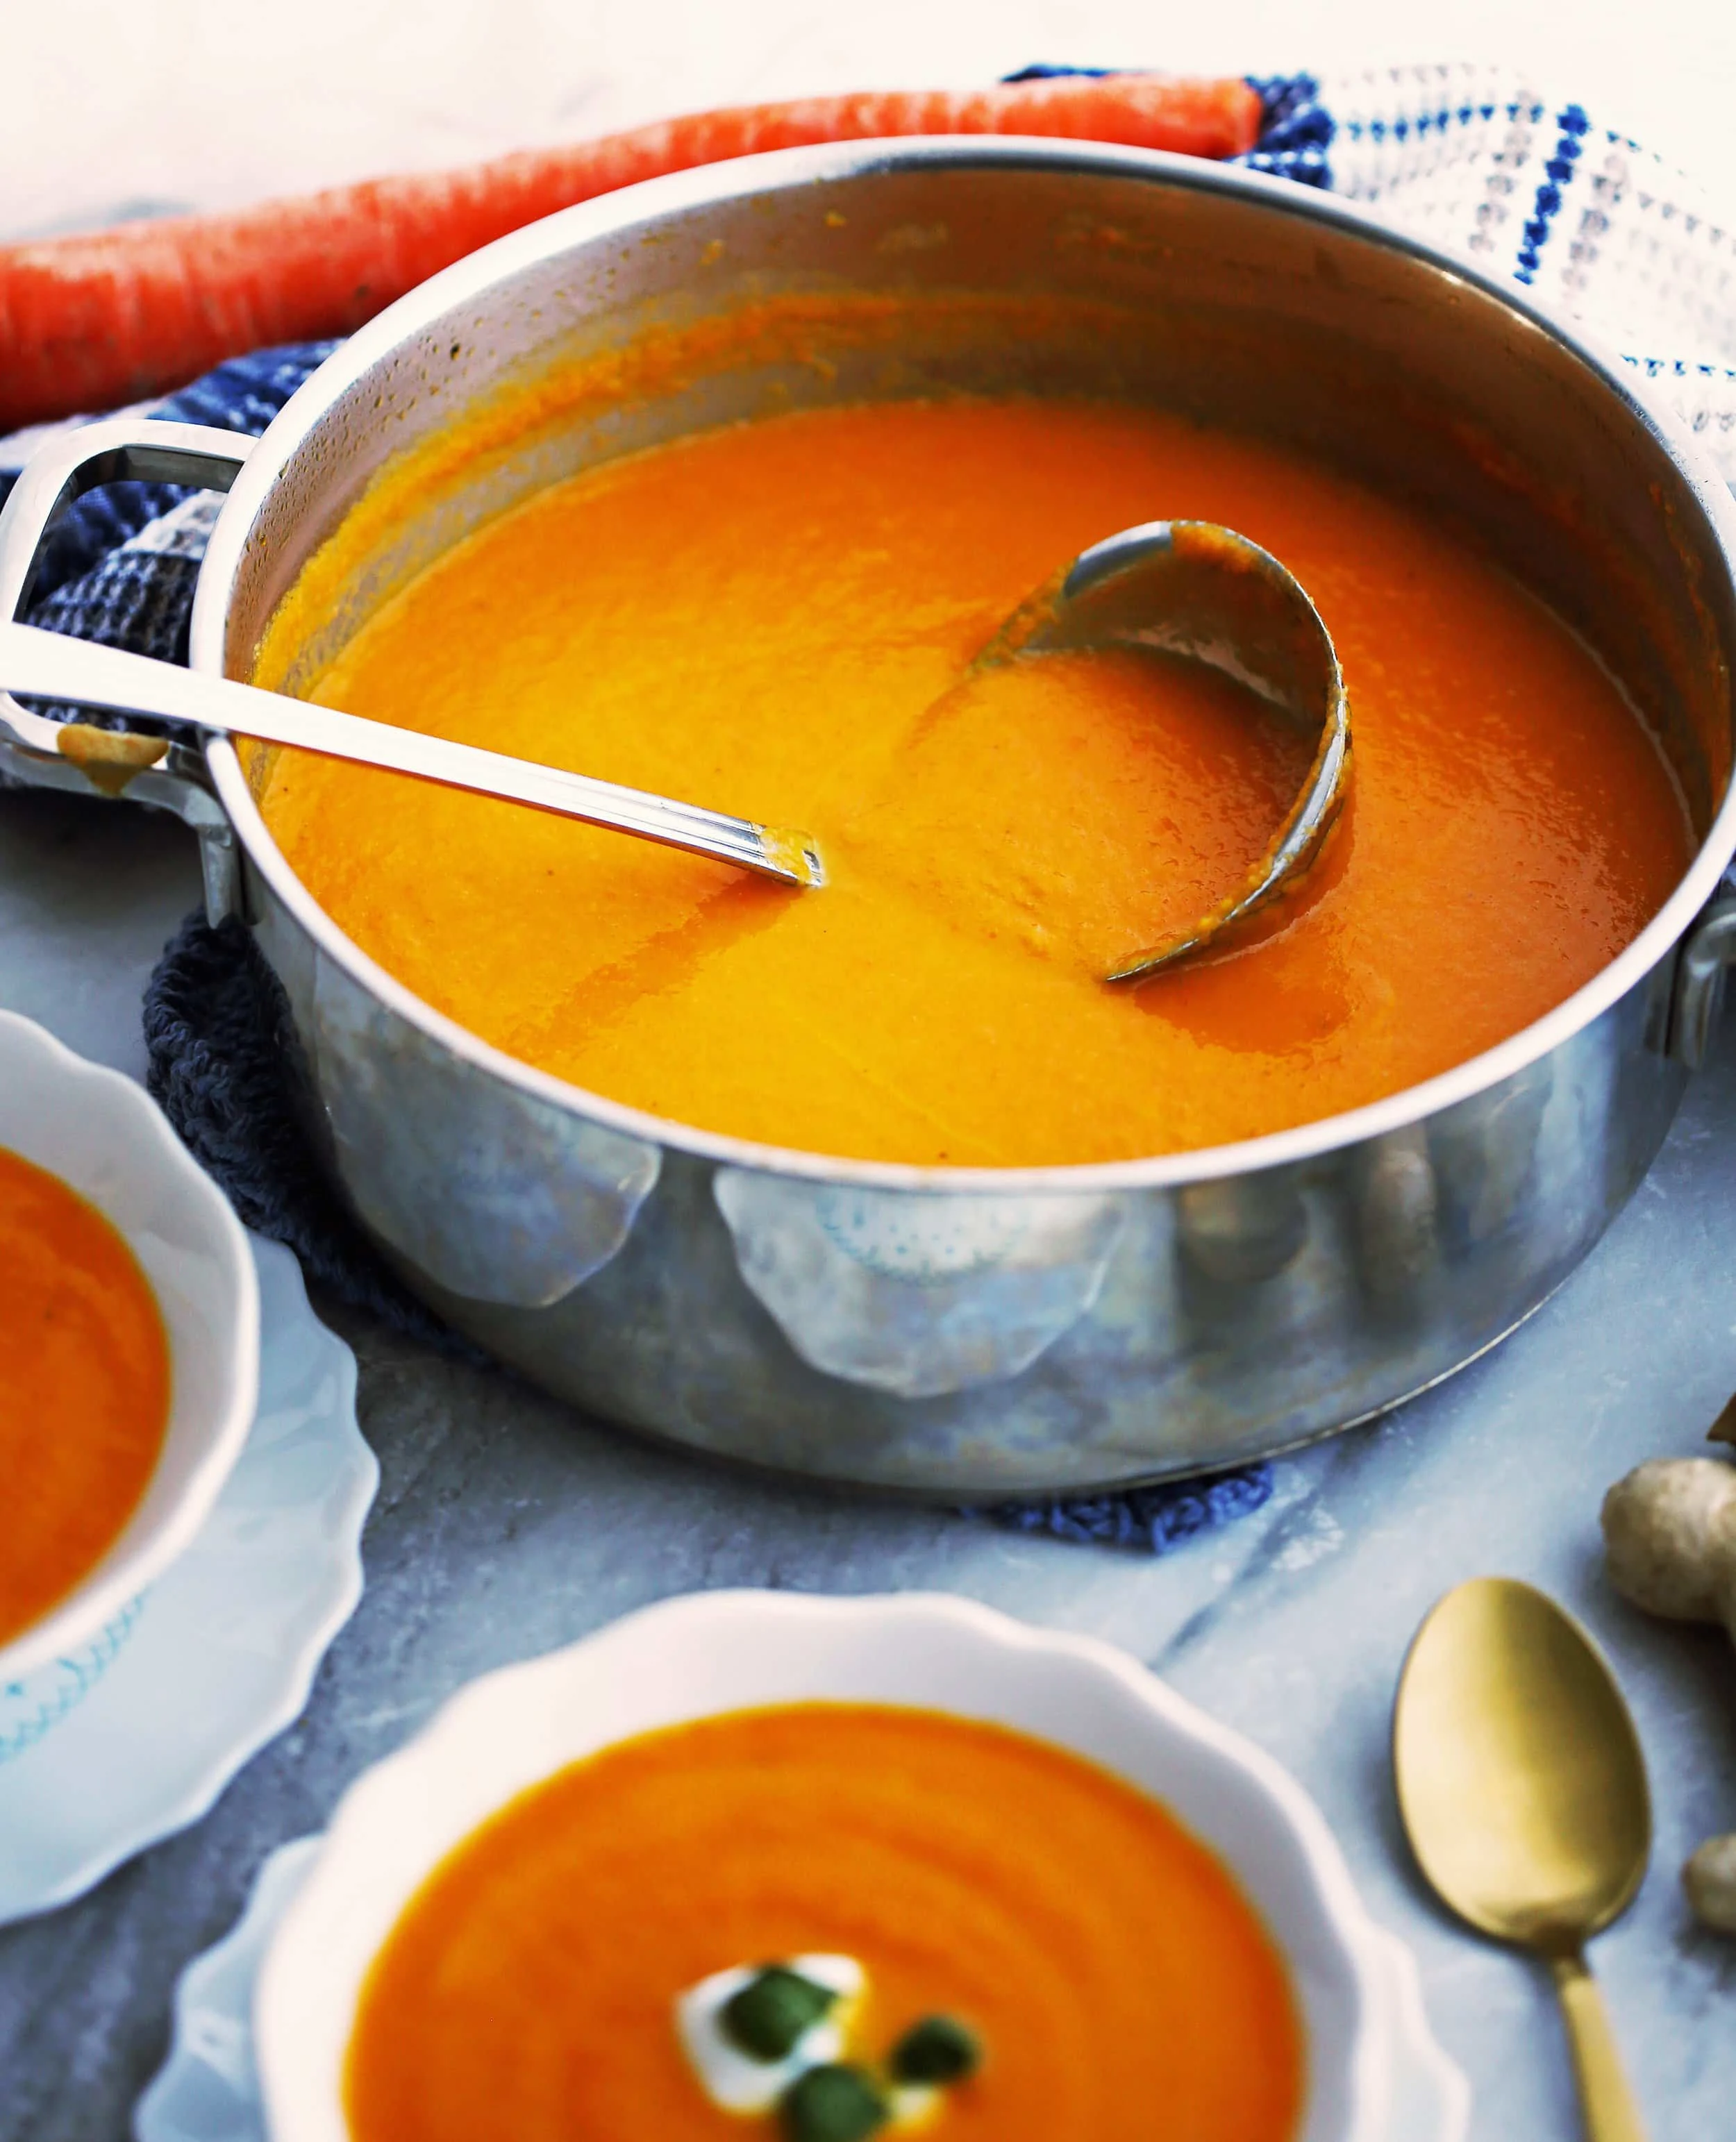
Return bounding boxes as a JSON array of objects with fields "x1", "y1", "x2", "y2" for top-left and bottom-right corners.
[
  {"x1": 0, "y1": 1010, "x2": 260, "y2": 1680},
  {"x1": 256, "y1": 1589, "x2": 1392, "y2": 2142}
]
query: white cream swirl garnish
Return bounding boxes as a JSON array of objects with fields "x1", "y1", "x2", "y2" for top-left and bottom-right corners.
[{"x1": 675, "y1": 1955, "x2": 864, "y2": 2115}]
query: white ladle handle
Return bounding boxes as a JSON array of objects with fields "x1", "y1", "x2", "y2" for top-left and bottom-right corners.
[
  {"x1": 0, "y1": 621, "x2": 821, "y2": 885},
  {"x1": 0, "y1": 416, "x2": 821, "y2": 888}
]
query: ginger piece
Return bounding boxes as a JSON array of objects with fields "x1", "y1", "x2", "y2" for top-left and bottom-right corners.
[
  {"x1": 1601, "y1": 1438, "x2": 1736, "y2": 1935},
  {"x1": 1685, "y1": 1836, "x2": 1736, "y2": 1936},
  {"x1": 1602, "y1": 1457, "x2": 1736, "y2": 1630}
]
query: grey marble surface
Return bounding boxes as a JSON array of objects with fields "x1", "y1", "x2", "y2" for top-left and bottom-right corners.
[{"x1": 0, "y1": 778, "x2": 1733, "y2": 2141}]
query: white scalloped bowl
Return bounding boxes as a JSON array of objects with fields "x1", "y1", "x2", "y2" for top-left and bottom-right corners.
[
  {"x1": 258, "y1": 1590, "x2": 1394, "y2": 2142},
  {"x1": 0, "y1": 1010, "x2": 260, "y2": 1680}
]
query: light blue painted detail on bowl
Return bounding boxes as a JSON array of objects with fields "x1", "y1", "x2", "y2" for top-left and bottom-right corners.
[
  {"x1": 0, "y1": 1596, "x2": 146, "y2": 1765},
  {"x1": 0, "y1": 1235, "x2": 376, "y2": 1925}
]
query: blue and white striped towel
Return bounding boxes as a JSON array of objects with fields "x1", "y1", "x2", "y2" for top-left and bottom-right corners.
[{"x1": 1319, "y1": 62, "x2": 1736, "y2": 468}]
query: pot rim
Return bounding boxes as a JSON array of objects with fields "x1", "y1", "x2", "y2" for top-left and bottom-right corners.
[
  {"x1": 194, "y1": 135, "x2": 1736, "y2": 1195},
  {"x1": 253, "y1": 1589, "x2": 1399, "y2": 2142}
]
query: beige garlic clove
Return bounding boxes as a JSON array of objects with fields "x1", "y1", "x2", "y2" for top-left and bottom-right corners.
[
  {"x1": 1684, "y1": 1834, "x2": 1736, "y2": 1935},
  {"x1": 1601, "y1": 1457, "x2": 1736, "y2": 1633},
  {"x1": 1602, "y1": 1446, "x2": 1736, "y2": 1936}
]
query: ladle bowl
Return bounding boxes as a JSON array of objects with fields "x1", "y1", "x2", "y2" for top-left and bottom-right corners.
[{"x1": 980, "y1": 519, "x2": 1351, "y2": 978}]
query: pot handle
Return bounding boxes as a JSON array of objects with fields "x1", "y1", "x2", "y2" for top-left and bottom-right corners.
[
  {"x1": 1667, "y1": 892, "x2": 1736, "y2": 1069},
  {"x1": 0, "y1": 417, "x2": 256, "y2": 923}
]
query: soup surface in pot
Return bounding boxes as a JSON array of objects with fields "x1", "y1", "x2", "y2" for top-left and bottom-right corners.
[
  {"x1": 342, "y1": 1702, "x2": 1304, "y2": 2142},
  {"x1": 253, "y1": 390, "x2": 1692, "y2": 1166}
]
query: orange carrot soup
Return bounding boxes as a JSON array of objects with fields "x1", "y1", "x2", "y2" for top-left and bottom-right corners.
[
  {"x1": 254, "y1": 380, "x2": 1692, "y2": 1167},
  {"x1": 344, "y1": 1703, "x2": 1304, "y2": 2142},
  {"x1": 0, "y1": 1148, "x2": 170, "y2": 1644}
]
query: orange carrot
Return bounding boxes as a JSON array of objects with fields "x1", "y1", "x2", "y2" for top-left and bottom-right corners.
[{"x1": 0, "y1": 75, "x2": 1260, "y2": 431}]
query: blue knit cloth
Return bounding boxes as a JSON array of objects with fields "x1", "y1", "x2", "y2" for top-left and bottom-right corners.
[{"x1": 0, "y1": 78, "x2": 1372, "y2": 1545}]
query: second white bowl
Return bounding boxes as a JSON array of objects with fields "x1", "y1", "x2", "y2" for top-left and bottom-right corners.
[{"x1": 0, "y1": 1010, "x2": 260, "y2": 1680}]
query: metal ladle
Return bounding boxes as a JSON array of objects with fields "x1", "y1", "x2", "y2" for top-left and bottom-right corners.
[
  {"x1": 0, "y1": 418, "x2": 824, "y2": 889},
  {"x1": 975, "y1": 519, "x2": 1351, "y2": 982},
  {"x1": 0, "y1": 624, "x2": 827, "y2": 889},
  {"x1": 0, "y1": 443, "x2": 1343, "y2": 941}
]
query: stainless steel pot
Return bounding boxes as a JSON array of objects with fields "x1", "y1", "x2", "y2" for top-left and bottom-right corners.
[{"x1": 7, "y1": 139, "x2": 1736, "y2": 1497}]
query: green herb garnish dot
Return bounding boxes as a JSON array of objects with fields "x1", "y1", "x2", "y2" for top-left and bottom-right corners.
[
  {"x1": 889, "y1": 2013, "x2": 982, "y2": 2086},
  {"x1": 779, "y1": 2063, "x2": 890, "y2": 2141},
  {"x1": 720, "y1": 1965, "x2": 840, "y2": 2061}
]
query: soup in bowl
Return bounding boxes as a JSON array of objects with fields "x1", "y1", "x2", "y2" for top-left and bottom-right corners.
[
  {"x1": 255, "y1": 1592, "x2": 1414, "y2": 2142},
  {"x1": 0, "y1": 1010, "x2": 258, "y2": 1679},
  {"x1": 248, "y1": 305, "x2": 1692, "y2": 1171}
]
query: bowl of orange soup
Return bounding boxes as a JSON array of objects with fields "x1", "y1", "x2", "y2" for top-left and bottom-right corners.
[
  {"x1": 7, "y1": 137, "x2": 1736, "y2": 1494},
  {"x1": 255, "y1": 1591, "x2": 1422, "y2": 2142},
  {"x1": 0, "y1": 1010, "x2": 259, "y2": 1680}
]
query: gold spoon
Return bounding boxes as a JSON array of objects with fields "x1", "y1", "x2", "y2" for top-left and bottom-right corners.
[{"x1": 1394, "y1": 1577, "x2": 1651, "y2": 2141}]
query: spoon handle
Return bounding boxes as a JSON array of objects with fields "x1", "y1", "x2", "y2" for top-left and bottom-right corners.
[
  {"x1": 0, "y1": 622, "x2": 825, "y2": 889},
  {"x1": 1549, "y1": 1952, "x2": 1648, "y2": 2142}
]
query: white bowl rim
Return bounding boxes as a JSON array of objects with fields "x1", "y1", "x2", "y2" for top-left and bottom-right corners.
[
  {"x1": 256, "y1": 1587, "x2": 1392, "y2": 2142},
  {"x1": 0, "y1": 1009, "x2": 260, "y2": 1679}
]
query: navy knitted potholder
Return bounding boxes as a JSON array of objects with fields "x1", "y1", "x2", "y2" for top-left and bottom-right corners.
[{"x1": 1, "y1": 78, "x2": 1341, "y2": 1545}]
